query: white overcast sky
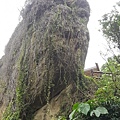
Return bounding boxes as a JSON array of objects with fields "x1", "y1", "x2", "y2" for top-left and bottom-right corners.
[
  {"x1": 85, "y1": 0, "x2": 120, "y2": 69},
  {"x1": 0, "y1": 0, "x2": 119, "y2": 69}
]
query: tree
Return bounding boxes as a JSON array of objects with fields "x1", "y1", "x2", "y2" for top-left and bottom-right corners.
[
  {"x1": 98, "y1": 2, "x2": 120, "y2": 97},
  {"x1": 99, "y1": 2, "x2": 120, "y2": 49},
  {"x1": 100, "y1": 56, "x2": 120, "y2": 98}
]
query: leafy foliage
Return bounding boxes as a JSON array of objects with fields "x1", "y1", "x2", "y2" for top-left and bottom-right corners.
[
  {"x1": 90, "y1": 56, "x2": 120, "y2": 120},
  {"x1": 99, "y1": 3, "x2": 120, "y2": 49},
  {"x1": 90, "y1": 107, "x2": 108, "y2": 117},
  {"x1": 58, "y1": 102, "x2": 108, "y2": 120},
  {"x1": 98, "y1": 56, "x2": 120, "y2": 98},
  {"x1": 69, "y1": 102, "x2": 108, "y2": 120}
]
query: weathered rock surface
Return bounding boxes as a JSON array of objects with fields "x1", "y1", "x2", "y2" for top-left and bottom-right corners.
[{"x1": 0, "y1": 0, "x2": 90, "y2": 119}]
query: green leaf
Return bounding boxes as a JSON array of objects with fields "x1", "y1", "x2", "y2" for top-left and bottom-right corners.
[
  {"x1": 91, "y1": 110, "x2": 100, "y2": 117},
  {"x1": 78, "y1": 103, "x2": 90, "y2": 115},
  {"x1": 96, "y1": 107, "x2": 108, "y2": 114},
  {"x1": 94, "y1": 110, "x2": 100, "y2": 117},
  {"x1": 90, "y1": 107, "x2": 108, "y2": 118},
  {"x1": 69, "y1": 110, "x2": 76, "y2": 120},
  {"x1": 72, "y1": 103, "x2": 79, "y2": 110},
  {"x1": 90, "y1": 111, "x2": 94, "y2": 117}
]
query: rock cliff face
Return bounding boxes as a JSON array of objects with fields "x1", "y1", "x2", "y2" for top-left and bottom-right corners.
[{"x1": 0, "y1": 0, "x2": 90, "y2": 119}]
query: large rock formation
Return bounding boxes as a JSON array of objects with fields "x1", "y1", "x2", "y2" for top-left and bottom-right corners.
[{"x1": 0, "y1": 0, "x2": 90, "y2": 119}]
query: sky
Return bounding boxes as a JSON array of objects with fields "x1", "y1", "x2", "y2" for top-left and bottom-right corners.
[
  {"x1": 0, "y1": 0, "x2": 119, "y2": 69},
  {"x1": 85, "y1": 0, "x2": 120, "y2": 69}
]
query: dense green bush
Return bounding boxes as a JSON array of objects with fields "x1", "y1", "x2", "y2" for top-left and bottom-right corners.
[{"x1": 83, "y1": 97, "x2": 120, "y2": 120}]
